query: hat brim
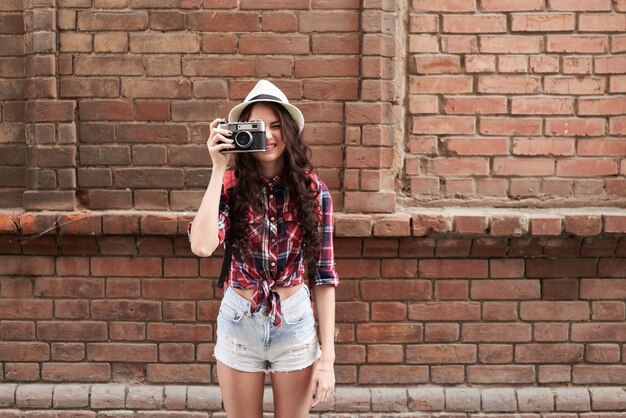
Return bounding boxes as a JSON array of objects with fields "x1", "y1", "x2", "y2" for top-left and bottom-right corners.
[{"x1": 228, "y1": 99, "x2": 305, "y2": 133}]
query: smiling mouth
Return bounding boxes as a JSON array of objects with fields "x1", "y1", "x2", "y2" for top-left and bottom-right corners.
[{"x1": 266, "y1": 143, "x2": 277, "y2": 150}]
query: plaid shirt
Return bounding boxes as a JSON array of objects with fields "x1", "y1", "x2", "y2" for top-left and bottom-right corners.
[{"x1": 188, "y1": 170, "x2": 339, "y2": 326}]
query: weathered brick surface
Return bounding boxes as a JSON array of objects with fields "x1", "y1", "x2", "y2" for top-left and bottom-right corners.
[
  {"x1": 3, "y1": 0, "x2": 623, "y2": 211},
  {"x1": 3, "y1": 384, "x2": 625, "y2": 414},
  {"x1": 1, "y1": 1, "x2": 626, "y2": 415}
]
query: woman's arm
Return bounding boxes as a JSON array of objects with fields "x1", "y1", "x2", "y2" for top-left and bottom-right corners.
[
  {"x1": 188, "y1": 118, "x2": 234, "y2": 257},
  {"x1": 189, "y1": 165, "x2": 227, "y2": 257},
  {"x1": 313, "y1": 284, "x2": 335, "y2": 367},
  {"x1": 310, "y1": 178, "x2": 338, "y2": 407}
]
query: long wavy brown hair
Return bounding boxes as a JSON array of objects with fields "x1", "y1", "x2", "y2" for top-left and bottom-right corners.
[{"x1": 227, "y1": 102, "x2": 321, "y2": 266}]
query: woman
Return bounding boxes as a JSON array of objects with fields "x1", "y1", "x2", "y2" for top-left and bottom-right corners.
[{"x1": 188, "y1": 80, "x2": 338, "y2": 418}]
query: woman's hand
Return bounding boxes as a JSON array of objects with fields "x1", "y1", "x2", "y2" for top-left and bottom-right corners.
[
  {"x1": 207, "y1": 117, "x2": 235, "y2": 169},
  {"x1": 310, "y1": 363, "x2": 335, "y2": 408}
]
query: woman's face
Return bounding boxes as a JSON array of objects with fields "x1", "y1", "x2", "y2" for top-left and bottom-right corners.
[{"x1": 247, "y1": 103, "x2": 285, "y2": 164}]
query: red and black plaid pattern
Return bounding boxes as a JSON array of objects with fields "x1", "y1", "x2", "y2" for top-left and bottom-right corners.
[{"x1": 188, "y1": 171, "x2": 339, "y2": 326}]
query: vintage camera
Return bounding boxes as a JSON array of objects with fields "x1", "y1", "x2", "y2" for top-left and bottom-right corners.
[{"x1": 217, "y1": 119, "x2": 266, "y2": 153}]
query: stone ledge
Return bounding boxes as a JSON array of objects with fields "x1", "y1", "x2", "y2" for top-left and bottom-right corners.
[
  {"x1": 0, "y1": 208, "x2": 625, "y2": 238},
  {"x1": 0, "y1": 384, "x2": 625, "y2": 414}
]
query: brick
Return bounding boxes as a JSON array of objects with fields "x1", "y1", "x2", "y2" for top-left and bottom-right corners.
[
  {"x1": 431, "y1": 365, "x2": 465, "y2": 384},
  {"x1": 75, "y1": 56, "x2": 142, "y2": 76},
  {"x1": 490, "y1": 215, "x2": 529, "y2": 236},
  {"x1": 147, "y1": 323, "x2": 212, "y2": 342},
  {"x1": 361, "y1": 280, "x2": 429, "y2": 300},
  {"x1": 411, "y1": 214, "x2": 451, "y2": 237},
  {"x1": 462, "y1": 323, "x2": 531, "y2": 342},
  {"x1": 300, "y1": 11, "x2": 359, "y2": 32},
  {"x1": 240, "y1": 0, "x2": 308, "y2": 8},
  {"x1": 585, "y1": 343, "x2": 621, "y2": 363},
  {"x1": 445, "y1": 388, "x2": 480, "y2": 412},
  {"x1": 471, "y1": 279, "x2": 541, "y2": 299},
  {"x1": 344, "y1": 191, "x2": 396, "y2": 213},
  {"x1": 52, "y1": 384, "x2": 90, "y2": 408},
  {"x1": 589, "y1": 387, "x2": 626, "y2": 410},
  {"x1": 359, "y1": 365, "x2": 428, "y2": 384},
  {"x1": 409, "y1": 302, "x2": 480, "y2": 321},
  {"x1": 516, "y1": 343, "x2": 584, "y2": 363},
  {"x1": 468, "y1": 365, "x2": 535, "y2": 383},
  {"x1": 517, "y1": 387, "x2": 554, "y2": 412},
  {"x1": 121, "y1": 78, "x2": 191, "y2": 99},
  {"x1": 372, "y1": 214, "x2": 411, "y2": 236},
  {"x1": 130, "y1": 33, "x2": 200, "y2": 53},
  {"x1": 187, "y1": 386, "x2": 221, "y2": 410},
  {"x1": 419, "y1": 259, "x2": 487, "y2": 278},
  {"x1": 408, "y1": 387, "x2": 444, "y2": 411},
  {"x1": 90, "y1": 384, "x2": 126, "y2": 409},
  {"x1": 527, "y1": 258, "x2": 597, "y2": 278},
  {"x1": 410, "y1": 75, "x2": 473, "y2": 94},
  {"x1": 60, "y1": 78, "x2": 119, "y2": 98},
  {"x1": 407, "y1": 344, "x2": 476, "y2": 364},
  {"x1": 126, "y1": 385, "x2": 163, "y2": 409},
  {"x1": 560, "y1": 160, "x2": 619, "y2": 178},
  {"x1": 572, "y1": 323, "x2": 626, "y2": 342},
  {"x1": 481, "y1": 387, "x2": 517, "y2": 412},
  {"x1": 334, "y1": 387, "x2": 370, "y2": 412},
  {"x1": 371, "y1": 387, "x2": 406, "y2": 412},
  {"x1": 295, "y1": 57, "x2": 359, "y2": 77},
  {"x1": 357, "y1": 323, "x2": 422, "y2": 343},
  {"x1": 239, "y1": 34, "x2": 309, "y2": 55},
  {"x1": 371, "y1": 302, "x2": 405, "y2": 321},
  {"x1": 592, "y1": 301, "x2": 625, "y2": 320},
  {"x1": 148, "y1": 364, "x2": 213, "y2": 384},
  {"x1": 444, "y1": 15, "x2": 506, "y2": 33},
  {"x1": 520, "y1": 301, "x2": 589, "y2": 321},
  {"x1": 312, "y1": 33, "x2": 360, "y2": 54},
  {"x1": 413, "y1": 0, "x2": 474, "y2": 12},
  {"x1": 78, "y1": 11, "x2": 148, "y2": 30},
  {"x1": 116, "y1": 123, "x2": 188, "y2": 144},
  {"x1": 187, "y1": 11, "x2": 258, "y2": 31},
  {"x1": 15, "y1": 384, "x2": 54, "y2": 408},
  {"x1": 555, "y1": 387, "x2": 590, "y2": 411},
  {"x1": 79, "y1": 100, "x2": 133, "y2": 121}
]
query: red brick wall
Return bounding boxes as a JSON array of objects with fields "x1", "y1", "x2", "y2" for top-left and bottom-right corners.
[
  {"x1": 406, "y1": 0, "x2": 626, "y2": 206},
  {"x1": 1, "y1": 0, "x2": 626, "y2": 395},
  {"x1": 1, "y1": 218, "x2": 625, "y2": 385},
  {"x1": 2, "y1": 1, "x2": 625, "y2": 211}
]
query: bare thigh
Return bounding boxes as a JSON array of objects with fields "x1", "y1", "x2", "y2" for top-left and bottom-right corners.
[
  {"x1": 270, "y1": 364, "x2": 315, "y2": 418},
  {"x1": 217, "y1": 360, "x2": 265, "y2": 418}
]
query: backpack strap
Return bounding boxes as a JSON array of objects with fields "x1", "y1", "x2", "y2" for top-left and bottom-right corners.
[{"x1": 216, "y1": 169, "x2": 237, "y2": 289}]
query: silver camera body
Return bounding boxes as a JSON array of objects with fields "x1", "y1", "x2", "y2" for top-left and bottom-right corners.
[{"x1": 217, "y1": 119, "x2": 266, "y2": 153}]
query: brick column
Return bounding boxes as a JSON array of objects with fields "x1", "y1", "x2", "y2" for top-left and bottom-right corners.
[
  {"x1": 0, "y1": 0, "x2": 26, "y2": 208},
  {"x1": 24, "y1": 0, "x2": 77, "y2": 210},
  {"x1": 343, "y1": 0, "x2": 397, "y2": 213}
]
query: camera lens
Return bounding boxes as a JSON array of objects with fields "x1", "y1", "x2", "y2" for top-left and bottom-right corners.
[{"x1": 235, "y1": 131, "x2": 253, "y2": 148}]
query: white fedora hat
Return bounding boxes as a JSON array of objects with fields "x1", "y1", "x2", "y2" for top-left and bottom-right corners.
[{"x1": 228, "y1": 79, "x2": 305, "y2": 133}]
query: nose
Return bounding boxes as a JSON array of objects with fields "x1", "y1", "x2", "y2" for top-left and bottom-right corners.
[{"x1": 266, "y1": 130, "x2": 273, "y2": 140}]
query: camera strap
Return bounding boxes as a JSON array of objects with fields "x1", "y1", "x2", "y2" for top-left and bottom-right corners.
[{"x1": 216, "y1": 237, "x2": 231, "y2": 289}]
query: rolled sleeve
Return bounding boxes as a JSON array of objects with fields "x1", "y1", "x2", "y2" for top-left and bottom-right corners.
[{"x1": 310, "y1": 179, "x2": 339, "y2": 287}]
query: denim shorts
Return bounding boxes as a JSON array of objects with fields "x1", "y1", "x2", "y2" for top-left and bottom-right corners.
[{"x1": 214, "y1": 284, "x2": 322, "y2": 373}]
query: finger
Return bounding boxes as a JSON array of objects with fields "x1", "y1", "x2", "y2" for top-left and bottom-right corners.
[
  {"x1": 319, "y1": 387, "x2": 330, "y2": 404},
  {"x1": 213, "y1": 128, "x2": 232, "y2": 137},
  {"x1": 210, "y1": 143, "x2": 235, "y2": 153},
  {"x1": 210, "y1": 118, "x2": 225, "y2": 129},
  {"x1": 310, "y1": 380, "x2": 320, "y2": 407},
  {"x1": 209, "y1": 134, "x2": 233, "y2": 147}
]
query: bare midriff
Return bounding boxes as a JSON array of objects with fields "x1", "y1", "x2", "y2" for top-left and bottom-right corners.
[{"x1": 232, "y1": 282, "x2": 303, "y2": 303}]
